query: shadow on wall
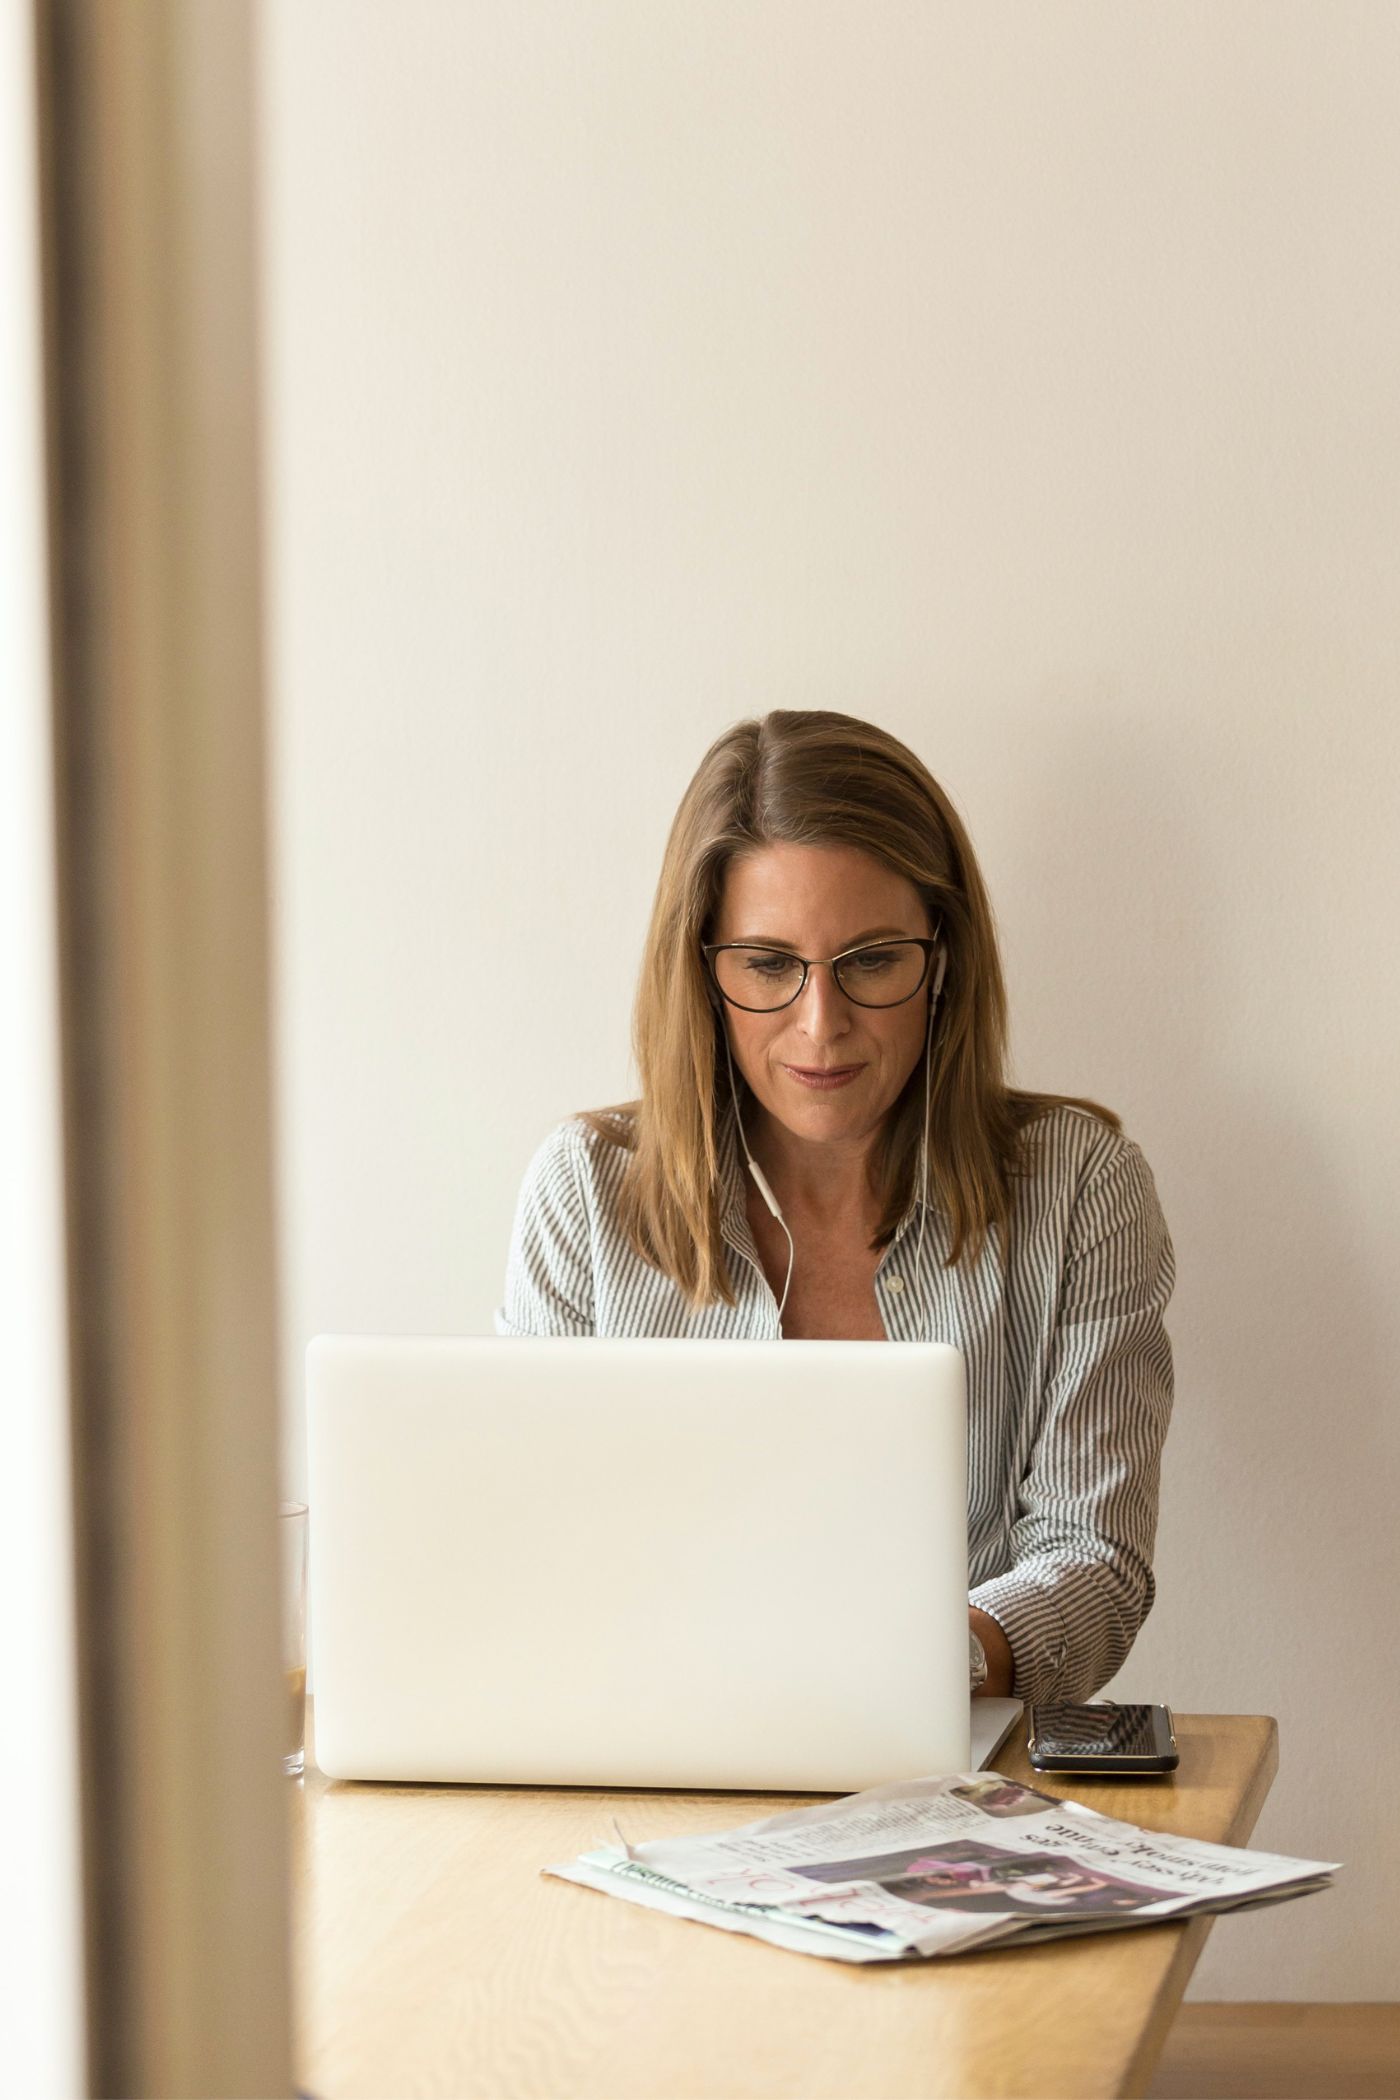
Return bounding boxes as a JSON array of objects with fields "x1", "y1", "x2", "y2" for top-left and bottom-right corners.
[{"x1": 990, "y1": 693, "x2": 1396, "y2": 1992}]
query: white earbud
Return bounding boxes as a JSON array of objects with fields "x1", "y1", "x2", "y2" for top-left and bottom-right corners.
[
  {"x1": 746, "y1": 1156, "x2": 783, "y2": 1220},
  {"x1": 719, "y1": 1021, "x2": 796, "y2": 1320},
  {"x1": 912, "y1": 943, "x2": 948, "y2": 1286}
]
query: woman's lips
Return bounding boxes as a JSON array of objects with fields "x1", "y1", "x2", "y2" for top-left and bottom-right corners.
[{"x1": 784, "y1": 1064, "x2": 865, "y2": 1090}]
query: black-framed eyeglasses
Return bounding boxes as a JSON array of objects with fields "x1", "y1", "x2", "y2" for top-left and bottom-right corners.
[{"x1": 701, "y1": 936, "x2": 940, "y2": 1012}]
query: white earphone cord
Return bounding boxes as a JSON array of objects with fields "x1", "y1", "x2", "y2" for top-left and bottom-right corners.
[{"x1": 722, "y1": 951, "x2": 945, "y2": 1332}]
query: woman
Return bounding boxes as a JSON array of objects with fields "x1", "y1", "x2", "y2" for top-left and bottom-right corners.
[{"x1": 495, "y1": 710, "x2": 1175, "y2": 1705}]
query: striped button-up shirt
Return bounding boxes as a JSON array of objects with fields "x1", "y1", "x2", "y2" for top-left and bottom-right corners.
[{"x1": 494, "y1": 1101, "x2": 1176, "y2": 1704}]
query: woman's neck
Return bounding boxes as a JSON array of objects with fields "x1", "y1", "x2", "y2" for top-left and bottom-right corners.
[{"x1": 744, "y1": 1112, "x2": 884, "y2": 1232}]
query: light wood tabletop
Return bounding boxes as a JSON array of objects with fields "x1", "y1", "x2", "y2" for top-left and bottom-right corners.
[{"x1": 292, "y1": 1707, "x2": 1278, "y2": 2100}]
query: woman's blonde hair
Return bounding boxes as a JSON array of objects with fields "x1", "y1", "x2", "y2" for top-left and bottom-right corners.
[{"x1": 577, "y1": 709, "x2": 1118, "y2": 1307}]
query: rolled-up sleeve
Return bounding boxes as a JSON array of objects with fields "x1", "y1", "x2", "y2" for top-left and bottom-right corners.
[
  {"x1": 493, "y1": 1123, "x2": 597, "y2": 1337},
  {"x1": 969, "y1": 1139, "x2": 1176, "y2": 1703}
]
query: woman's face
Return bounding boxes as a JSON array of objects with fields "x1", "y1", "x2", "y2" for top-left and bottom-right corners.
[{"x1": 709, "y1": 842, "x2": 935, "y2": 1154}]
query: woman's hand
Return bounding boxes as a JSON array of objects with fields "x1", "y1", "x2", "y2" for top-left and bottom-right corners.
[{"x1": 969, "y1": 1607, "x2": 1015, "y2": 1698}]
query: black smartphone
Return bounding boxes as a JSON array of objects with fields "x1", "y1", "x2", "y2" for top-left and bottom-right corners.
[{"x1": 1026, "y1": 1700, "x2": 1179, "y2": 1775}]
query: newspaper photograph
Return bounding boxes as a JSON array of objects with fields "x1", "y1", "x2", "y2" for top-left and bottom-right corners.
[{"x1": 544, "y1": 1771, "x2": 1340, "y2": 1964}]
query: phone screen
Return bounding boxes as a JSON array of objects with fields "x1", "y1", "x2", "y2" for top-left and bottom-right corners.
[{"x1": 1032, "y1": 1703, "x2": 1169, "y2": 1758}]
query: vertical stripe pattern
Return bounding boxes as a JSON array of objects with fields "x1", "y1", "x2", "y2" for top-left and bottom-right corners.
[{"x1": 495, "y1": 1101, "x2": 1176, "y2": 1704}]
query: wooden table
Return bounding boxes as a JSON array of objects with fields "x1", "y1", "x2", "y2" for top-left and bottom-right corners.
[{"x1": 292, "y1": 1709, "x2": 1278, "y2": 2100}]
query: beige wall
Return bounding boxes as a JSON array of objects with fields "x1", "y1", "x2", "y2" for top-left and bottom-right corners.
[{"x1": 259, "y1": 1, "x2": 1400, "y2": 2000}]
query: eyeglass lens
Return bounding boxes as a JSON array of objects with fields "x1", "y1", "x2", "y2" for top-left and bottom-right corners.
[{"x1": 711, "y1": 942, "x2": 928, "y2": 1010}]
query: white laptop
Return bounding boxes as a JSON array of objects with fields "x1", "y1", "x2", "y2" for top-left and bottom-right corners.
[{"x1": 306, "y1": 1335, "x2": 1022, "y2": 1791}]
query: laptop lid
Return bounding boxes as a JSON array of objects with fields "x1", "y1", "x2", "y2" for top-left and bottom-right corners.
[{"x1": 307, "y1": 1334, "x2": 976, "y2": 1791}]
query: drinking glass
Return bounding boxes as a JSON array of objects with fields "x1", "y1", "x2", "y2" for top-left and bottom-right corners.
[{"x1": 281, "y1": 1500, "x2": 308, "y2": 1777}]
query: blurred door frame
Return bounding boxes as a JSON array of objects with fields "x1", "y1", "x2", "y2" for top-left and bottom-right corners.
[{"x1": 34, "y1": 1, "x2": 292, "y2": 2092}]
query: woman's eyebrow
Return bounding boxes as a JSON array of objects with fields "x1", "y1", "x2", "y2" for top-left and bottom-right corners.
[{"x1": 730, "y1": 924, "x2": 915, "y2": 948}]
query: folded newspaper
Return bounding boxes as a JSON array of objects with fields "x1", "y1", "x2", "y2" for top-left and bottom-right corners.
[{"x1": 544, "y1": 1772, "x2": 1340, "y2": 1964}]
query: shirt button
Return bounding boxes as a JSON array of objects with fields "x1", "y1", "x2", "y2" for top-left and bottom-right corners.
[{"x1": 886, "y1": 1275, "x2": 905, "y2": 1294}]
